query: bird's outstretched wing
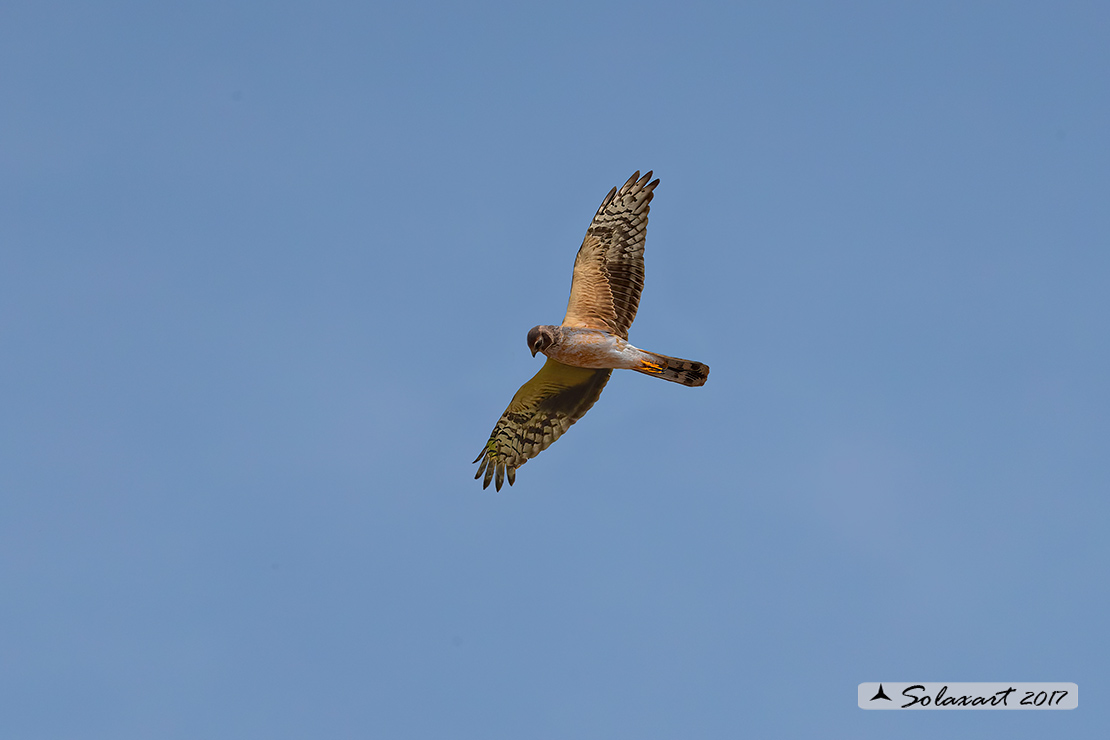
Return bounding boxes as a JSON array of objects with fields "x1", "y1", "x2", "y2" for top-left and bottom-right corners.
[
  {"x1": 474, "y1": 359, "x2": 611, "y2": 491},
  {"x1": 562, "y1": 171, "x2": 659, "y2": 339}
]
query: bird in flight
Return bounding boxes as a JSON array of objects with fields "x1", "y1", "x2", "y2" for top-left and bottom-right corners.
[{"x1": 474, "y1": 171, "x2": 709, "y2": 490}]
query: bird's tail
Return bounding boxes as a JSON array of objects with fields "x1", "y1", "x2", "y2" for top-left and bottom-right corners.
[{"x1": 634, "y1": 351, "x2": 709, "y2": 387}]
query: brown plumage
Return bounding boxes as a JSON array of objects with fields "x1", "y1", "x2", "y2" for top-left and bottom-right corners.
[
  {"x1": 473, "y1": 360, "x2": 611, "y2": 491},
  {"x1": 474, "y1": 171, "x2": 708, "y2": 491},
  {"x1": 562, "y1": 171, "x2": 657, "y2": 339},
  {"x1": 634, "y1": 351, "x2": 710, "y2": 387}
]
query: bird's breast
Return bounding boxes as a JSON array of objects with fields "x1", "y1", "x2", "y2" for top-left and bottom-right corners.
[{"x1": 545, "y1": 329, "x2": 640, "y2": 370}]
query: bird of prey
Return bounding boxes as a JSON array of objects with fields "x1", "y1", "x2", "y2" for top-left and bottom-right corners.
[{"x1": 473, "y1": 171, "x2": 709, "y2": 490}]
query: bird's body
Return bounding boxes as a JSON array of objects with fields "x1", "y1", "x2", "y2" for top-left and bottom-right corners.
[
  {"x1": 474, "y1": 171, "x2": 709, "y2": 490},
  {"x1": 531, "y1": 325, "x2": 709, "y2": 385},
  {"x1": 535, "y1": 326, "x2": 636, "y2": 369}
]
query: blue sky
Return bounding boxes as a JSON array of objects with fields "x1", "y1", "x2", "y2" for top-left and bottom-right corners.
[{"x1": 3, "y1": 1, "x2": 1108, "y2": 737}]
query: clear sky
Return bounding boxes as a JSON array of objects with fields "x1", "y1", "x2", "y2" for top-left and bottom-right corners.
[{"x1": 3, "y1": 1, "x2": 1107, "y2": 738}]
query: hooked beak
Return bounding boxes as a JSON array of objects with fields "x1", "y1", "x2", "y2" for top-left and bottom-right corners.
[{"x1": 530, "y1": 347, "x2": 538, "y2": 357}]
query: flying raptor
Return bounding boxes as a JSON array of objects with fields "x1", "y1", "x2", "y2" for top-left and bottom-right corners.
[{"x1": 474, "y1": 171, "x2": 709, "y2": 490}]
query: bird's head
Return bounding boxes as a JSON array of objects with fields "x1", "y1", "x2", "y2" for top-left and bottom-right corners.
[{"x1": 526, "y1": 325, "x2": 556, "y2": 357}]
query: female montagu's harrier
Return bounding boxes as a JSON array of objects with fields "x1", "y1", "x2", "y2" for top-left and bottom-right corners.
[{"x1": 474, "y1": 171, "x2": 709, "y2": 490}]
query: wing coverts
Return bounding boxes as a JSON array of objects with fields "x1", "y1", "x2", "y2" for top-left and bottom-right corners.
[{"x1": 473, "y1": 359, "x2": 611, "y2": 490}]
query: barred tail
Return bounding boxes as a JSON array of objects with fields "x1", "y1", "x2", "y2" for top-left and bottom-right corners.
[{"x1": 634, "y1": 351, "x2": 709, "y2": 387}]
